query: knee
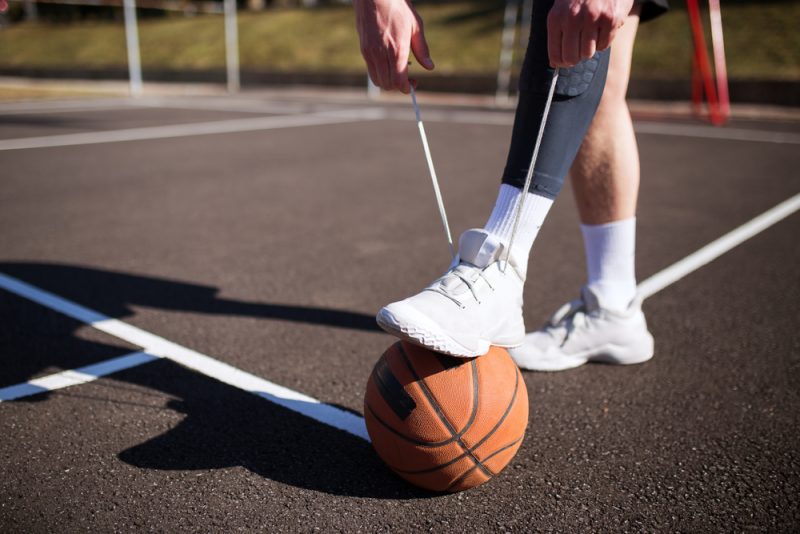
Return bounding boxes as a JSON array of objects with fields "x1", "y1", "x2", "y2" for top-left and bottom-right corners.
[
  {"x1": 599, "y1": 64, "x2": 629, "y2": 108},
  {"x1": 598, "y1": 31, "x2": 636, "y2": 109}
]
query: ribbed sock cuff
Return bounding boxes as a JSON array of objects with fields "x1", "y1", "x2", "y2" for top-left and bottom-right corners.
[
  {"x1": 580, "y1": 217, "x2": 637, "y2": 310},
  {"x1": 484, "y1": 184, "x2": 553, "y2": 272}
]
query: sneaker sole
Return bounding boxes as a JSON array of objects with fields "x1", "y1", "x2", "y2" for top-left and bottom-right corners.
[
  {"x1": 376, "y1": 306, "x2": 490, "y2": 358},
  {"x1": 512, "y1": 339, "x2": 655, "y2": 372}
]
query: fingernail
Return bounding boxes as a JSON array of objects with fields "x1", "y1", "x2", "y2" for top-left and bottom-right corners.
[{"x1": 425, "y1": 58, "x2": 435, "y2": 69}]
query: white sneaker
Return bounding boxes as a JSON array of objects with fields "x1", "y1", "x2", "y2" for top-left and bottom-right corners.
[
  {"x1": 509, "y1": 286, "x2": 654, "y2": 372},
  {"x1": 376, "y1": 229, "x2": 526, "y2": 358}
]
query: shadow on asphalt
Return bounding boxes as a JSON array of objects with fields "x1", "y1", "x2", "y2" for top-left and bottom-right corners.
[
  {"x1": 116, "y1": 360, "x2": 431, "y2": 499},
  {"x1": 0, "y1": 262, "x2": 380, "y2": 333},
  {"x1": 0, "y1": 262, "x2": 433, "y2": 499}
]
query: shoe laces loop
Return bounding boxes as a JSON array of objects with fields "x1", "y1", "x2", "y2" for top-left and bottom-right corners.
[
  {"x1": 452, "y1": 269, "x2": 481, "y2": 304},
  {"x1": 549, "y1": 298, "x2": 585, "y2": 327},
  {"x1": 425, "y1": 261, "x2": 490, "y2": 307},
  {"x1": 425, "y1": 286, "x2": 465, "y2": 308},
  {"x1": 544, "y1": 298, "x2": 587, "y2": 346}
]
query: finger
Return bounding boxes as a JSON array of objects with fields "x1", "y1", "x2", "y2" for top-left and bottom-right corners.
[
  {"x1": 382, "y1": 53, "x2": 399, "y2": 91},
  {"x1": 359, "y1": 41, "x2": 378, "y2": 84},
  {"x1": 597, "y1": 21, "x2": 612, "y2": 51},
  {"x1": 392, "y1": 45, "x2": 411, "y2": 93},
  {"x1": 366, "y1": 60, "x2": 380, "y2": 88},
  {"x1": 410, "y1": 19, "x2": 434, "y2": 70},
  {"x1": 371, "y1": 51, "x2": 391, "y2": 89},
  {"x1": 546, "y1": 13, "x2": 562, "y2": 67},
  {"x1": 561, "y1": 28, "x2": 581, "y2": 66},
  {"x1": 581, "y1": 26, "x2": 598, "y2": 60}
]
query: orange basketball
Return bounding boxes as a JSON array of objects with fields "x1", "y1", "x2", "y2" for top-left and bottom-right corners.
[{"x1": 364, "y1": 341, "x2": 528, "y2": 492}]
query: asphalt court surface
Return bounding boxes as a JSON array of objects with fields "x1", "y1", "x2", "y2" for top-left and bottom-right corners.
[
  {"x1": 1, "y1": 91, "x2": 799, "y2": 532},
  {"x1": 0, "y1": 106, "x2": 283, "y2": 140}
]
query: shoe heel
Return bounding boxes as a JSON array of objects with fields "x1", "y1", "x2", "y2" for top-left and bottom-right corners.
[{"x1": 597, "y1": 333, "x2": 654, "y2": 365}]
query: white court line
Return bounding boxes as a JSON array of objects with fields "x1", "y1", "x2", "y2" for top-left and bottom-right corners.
[
  {"x1": 383, "y1": 108, "x2": 514, "y2": 126},
  {"x1": 131, "y1": 97, "x2": 315, "y2": 116},
  {"x1": 0, "y1": 273, "x2": 370, "y2": 440},
  {"x1": 633, "y1": 121, "x2": 800, "y2": 145},
  {"x1": 1, "y1": 193, "x2": 797, "y2": 437},
  {"x1": 0, "y1": 351, "x2": 158, "y2": 402},
  {"x1": 0, "y1": 98, "x2": 306, "y2": 116},
  {"x1": 0, "y1": 98, "x2": 135, "y2": 115},
  {"x1": 3, "y1": 99, "x2": 796, "y2": 146},
  {"x1": 638, "y1": 192, "x2": 800, "y2": 299},
  {"x1": 385, "y1": 110, "x2": 800, "y2": 145},
  {"x1": 0, "y1": 96, "x2": 308, "y2": 116},
  {"x1": 0, "y1": 107, "x2": 385, "y2": 151},
  {"x1": 0, "y1": 96, "x2": 357, "y2": 120}
]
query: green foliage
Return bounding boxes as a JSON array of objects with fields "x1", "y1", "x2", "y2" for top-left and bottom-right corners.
[
  {"x1": 0, "y1": 1, "x2": 796, "y2": 79},
  {"x1": 634, "y1": 0, "x2": 800, "y2": 79}
]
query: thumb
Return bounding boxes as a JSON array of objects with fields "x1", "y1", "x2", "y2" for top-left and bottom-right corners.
[{"x1": 410, "y1": 21, "x2": 434, "y2": 70}]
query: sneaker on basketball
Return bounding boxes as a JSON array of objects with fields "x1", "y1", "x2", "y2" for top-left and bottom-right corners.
[
  {"x1": 376, "y1": 229, "x2": 525, "y2": 358},
  {"x1": 509, "y1": 286, "x2": 654, "y2": 372}
]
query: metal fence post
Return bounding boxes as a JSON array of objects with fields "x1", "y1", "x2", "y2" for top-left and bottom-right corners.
[
  {"x1": 122, "y1": 0, "x2": 143, "y2": 97},
  {"x1": 496, "y1": 0, "x2": 519, "y2": 106},
  {"x1": 224, "y1": 0, "x2": 241, "y2": 93}
]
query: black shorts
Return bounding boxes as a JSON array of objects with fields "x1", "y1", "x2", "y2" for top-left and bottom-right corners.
[{"x1": 636, "y1": 0, "x2": 669, "y2": 22}]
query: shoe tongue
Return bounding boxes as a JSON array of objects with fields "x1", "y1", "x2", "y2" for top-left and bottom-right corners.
[{"x1": 458, "y1": 229, "x2": 503, "y2": 269}]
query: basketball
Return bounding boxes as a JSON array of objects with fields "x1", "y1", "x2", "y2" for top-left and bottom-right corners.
[{"x1": 364, "y1": 341, "x2": 528, "y2": 492}]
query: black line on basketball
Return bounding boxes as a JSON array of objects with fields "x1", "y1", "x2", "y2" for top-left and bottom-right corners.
[
  {"x1": 445, "y1": 461, "x2": 487, "y2": 492},
  {"x1": 391, "y1": 366, "x2": 520, "y2": 475},
  {"x1": 397, "y1": 343, "x2": 492, "y2": 478},
  {"x1": 365, "y1": 403, "x2": 461, "y2": 448},
  {"x1": 466, "y1": 366, "x2": 520, "y2": 455},
  {"x1": 479, "y1": 436, "x2": 524, "y2": 464},
  {"x1": 397, "y1": 343, "x2": 479, "y2": 438},
  {"x1": 444, "y1": 436, "x2": 524, "y2": 492},
  {"x1": 391, "y1": 448, "x2": 470, "y2": 475},
  {"x1": 372, "y1": 355, "x2": 416, "y2": 421},
  {"x1": 396, "y1": 342, "x2": 480, "y2": 440}
]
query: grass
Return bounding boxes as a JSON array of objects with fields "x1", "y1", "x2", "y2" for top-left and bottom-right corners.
[
  {"x1": 0, "y1": 1, "x2": 797, "y2": 79},
  {"x1": 633, "y1": 0, "x2": 800, "y2": 79}
]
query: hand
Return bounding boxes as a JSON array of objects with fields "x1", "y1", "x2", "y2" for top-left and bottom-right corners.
[
  {"x1": 547, "y1": 0, "x2": 634, "y2": 67},
  {"x1": 353, "y1": 0, "x2": 434, "y2": 93}
]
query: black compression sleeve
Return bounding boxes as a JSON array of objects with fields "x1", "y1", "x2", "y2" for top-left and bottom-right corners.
[{"x1": 501, "y1": 0, "x2": 610, "y2": 199}]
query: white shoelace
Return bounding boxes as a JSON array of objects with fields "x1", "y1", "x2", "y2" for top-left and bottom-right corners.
[
  {"x1": 502, "y1": 68, "x2": 559, "y2": 273},
  {"x1": 410, "y1": 86, "x2": 455, "y2": 260},
  {"x1": 425, "y1": 263, "x2": 496, "y2": 309},
  {"x1": 409, "y1": 70, "x2": 560, "y2": 272},
  {"x1": 545, "y1": 298, "x2": 588, "y2": 345}
]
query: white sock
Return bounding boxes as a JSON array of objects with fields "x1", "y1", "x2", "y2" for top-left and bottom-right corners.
[
  {"x1": 484, "y1": 184, "x2": 554, "y2": 274},
  {"x1": 580, "y1": 217, "x2": 637, "y2": 311}
]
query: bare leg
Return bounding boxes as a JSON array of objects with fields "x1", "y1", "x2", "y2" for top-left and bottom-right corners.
[
  {"x1": 571, "y1": 10, "x2": 641, "y2": 224},
  {"x1": 509, "y1": 8, "x2": 656, "y2": 372},
  {"x1": 570, "y1": 8, "x2": 642, "y2": 312}
]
